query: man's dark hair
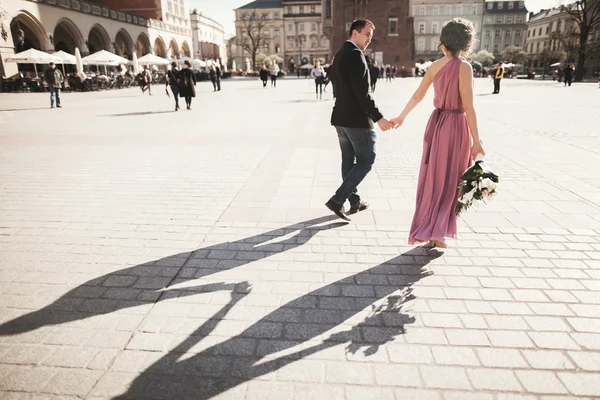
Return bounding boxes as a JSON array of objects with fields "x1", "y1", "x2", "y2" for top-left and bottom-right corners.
[
  {"x1": 171, "y1": 61, "x2": 177, "y2": 68},
  {"x1": 348, "y1": 19, "x2": 375, "y2": 37},
  {"x1": 49, "y1": 62, "x2": 54, "y2": 66}
]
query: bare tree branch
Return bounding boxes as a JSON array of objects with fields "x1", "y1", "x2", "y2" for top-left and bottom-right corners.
[{"x1": 234, "y1": 9, "x2": 275, "y2": 70}]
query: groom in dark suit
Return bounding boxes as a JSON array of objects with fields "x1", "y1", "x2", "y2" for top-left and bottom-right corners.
[{"x1": 325, "y1": 19, "x2": 394, "y2": 220}]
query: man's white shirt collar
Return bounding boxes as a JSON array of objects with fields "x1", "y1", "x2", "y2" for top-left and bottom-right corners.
[{"x1": 346, "y1": 40, "x2": 360, "y2": 50}]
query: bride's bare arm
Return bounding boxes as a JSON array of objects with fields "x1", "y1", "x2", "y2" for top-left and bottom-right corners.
[
  {"x1": 458, "y1": 61, "x2": 485, "y2": 158},
  {"x1": 394, "y1": 69, "x2": 434, "y2": 122}
]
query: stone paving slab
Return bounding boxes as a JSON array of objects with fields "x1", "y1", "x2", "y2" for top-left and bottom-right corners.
[{"x1": 0, "y1": 78, "x2": 599, "y2": 399}]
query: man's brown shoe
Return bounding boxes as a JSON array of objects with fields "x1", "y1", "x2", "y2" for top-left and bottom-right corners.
[
  {"x1": 348, "y1": 201, "x2": 369, "y2": 214},
  {"x1": 325, "y1": 200, "x2": 350, "y2": 221}
]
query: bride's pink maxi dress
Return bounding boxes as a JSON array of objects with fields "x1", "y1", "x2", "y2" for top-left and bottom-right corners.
[{"x1": 408, "y1": 58, "x2": 472, "y2": 245}]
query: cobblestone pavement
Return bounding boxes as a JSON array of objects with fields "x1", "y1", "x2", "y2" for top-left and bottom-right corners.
[{"x1": 0, "y1": 78, "x2": 599, "y2": 399}]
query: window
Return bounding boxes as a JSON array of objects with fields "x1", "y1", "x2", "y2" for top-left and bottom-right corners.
[
  {"x1": 536, "y1": 42, "x2": 540, "y2": 52},
  {"x1": 557, "y1": 20, "x2": 562, "y2": 32},
  {"x1": 168, "y1": 2, "x2": 172, "y2": 12},
  {"x1": 299, "y1": 6, "x2": 304, "y2": 13},
  {"x1": 517, "y1": 16, "x2": 523, "y2": 23},
  {"x1": 419, "y1": 22, "x2": 426, "y2": 34},
  {"x1": 531, "y1": 29, "x2": 535, "y2": 37},
  {"x1": 508, "y1": 2, "x2": 514, "y2": 8},
  {"x1": 288, "y1": 38, "x2": 294, "y2": 48},
  {"x1": 346, "y1": 22, "x2": 352, "y2": 32},
  {"x1": 484, "y1": 43, "x2": 490, "y2": 50},
  {"x1": 311, "y1": 6, "x2": 316, "y2": 13},
  {"x1": 545, "y1": 26, "x2": 549, "y2": 34},
  {"x1": 507, "y1": 16, "x2": 513, "y2": 23},
  {"x1": 495, "y1": 29, "x2": 501, "y2": 37},
  {"x1": 419, "y1": 5, "x2": 426, "y2": 15},
  {"x1": 486, "y1": 16, "x2": 493, "y2": 24},
  {"x1": 516, "y1": 28, "x2": 522, "y2": 36},
  {"x1": 487, "y1": 2, "x2": 493, "y2": 9},
  {"x1": 299, "y1": 23, "x2": 304, "y2": 32},
  {"x1": 287, "y1": 6, "x2": 292, "y2": 13},
  {"x1": 445, "y1": 5, "x2": 451, "y2": 15},
  {"x1": 464, "y1": 5, "x2": 470, "y2": 15},
  {"x1": 389, "y1": 18, "x2": 398, "y2": 35},
  {"x1": 312, "y1": 23, "x2": 316, "y2": 31},
  {"x1": 504, "y1": 43, "x2": 510, "y2": 49},
  {"x1": 262, "y1": 13, "x2": 269, "y2": 19},
  {"x1": 494, "y1": 44, "x2": 499, "y2": 52},
  {"x1": 538, "y1": 27, "x2": 542, "y2": 35},
  {"x1": 505, "y1": 28, "x2": 511, "y2": 36},
  {"x1": 518, "y1": 1, "x2": 524, "y2": 8},
  {"x1": 288, "y1": 23, "x2": 293, "y2": 31},
  {"x1": 311, "y1": 39, "x2": 316, "y2": 47},
  {"x1": 498, "y1": 2, "x2": 503, "y2": 9},
  {"x1": 485, "y1": 29, "x2": 491, "y2": 37},
  {"x1": 496, "y1": 16, "x2": 503, "y2": 23},
  {"x1": 274, "y1": 28, "x2": 279, "y2": 34},
  {"x1": 433, "y1": 5, "x2": 439, "y2": 15},
  {"x1": 473, "y1": 5, "x2": 478, "y2": 14},
  {"x1": 274, "y1": 12, "x2": 279, "y2": 19},
  {"x1": 432, "y1": 23, "x2": 439, "y2": 34},
  {"x1": 417, "y1": 38, "x2": 425, "y2": 51},
  {"x1": 456, "y1": 5, "x2": 462, "y2": 14},
  {"x1": 431, "y1": 38, "x2": 438, "y2": 51}
]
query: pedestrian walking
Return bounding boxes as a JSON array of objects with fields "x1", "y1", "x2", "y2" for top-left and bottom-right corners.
[
  {"x1": 492, "y1": 62, "x2": 504, "y2": 94},
  {"x1": 43, "y1": 62, "x2": 64, "y2": 108},
  {"x1": 564, "y1": 64, "x2": 574, "y2": 87},
  {"x1": 311, "y1": 60, "x2": 325, "y2": 99},
  {"x1": 259, "y1": 65, "x2": 269, "y2": 87},
  {"x1": 385, "y1": 65, "x2": 392, "y2": 82},
  {"x1": 165, "y1": 61, "x2": 180, "y2": 111},
  {"x1": 179, "y1": 60, "x2": 196, "y2": 110},
  {"x1": 140, "y1": 65, "x2": 152, "y2": 95},
  {"x1": 325, "y1": 19, "x2": 394, "y2": 220},
  {"x1": 391, "y1": 18, "x2": 485, "y2": 248},
  {"x1": 269, "y1": 60, "x2": 280, "y2": 87},
  {"x1": 209, "y1": 66, "x2": 220, "y2": 91},
  {"x1": 369, "y1": 61, "x2": 380, "y2": 92}
]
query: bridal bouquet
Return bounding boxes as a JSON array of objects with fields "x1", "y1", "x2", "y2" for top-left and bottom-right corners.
[{"x1": 456, "y1": 155, "x2": 499, "y2": 216}]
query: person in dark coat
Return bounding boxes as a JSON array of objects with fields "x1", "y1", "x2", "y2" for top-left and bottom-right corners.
[
  {"x1": 166, "y1": 61, "x2": 180, "y2": 111},
  {"x1": 178, "y1": 60, "x2": 196, "y2": 110},
  {"x1": 43, "y1": 62, "x2": 64, "y2": 108},
  {"x1": 369, "y1": 61, "x2": 380, "y2": 92},
  {"x1": 564, "y1": 64, "x2": 574, "y2": 87},
  {"x1": 259, "y1": 65, "x2": 269, "y2": 87}
]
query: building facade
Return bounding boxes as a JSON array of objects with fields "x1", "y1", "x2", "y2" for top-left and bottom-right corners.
[
  {"x1": 525, "y1": 8, "x2": 572, "y2": 67},
  {"x1": 410, "y1": 0, "x2": 484, "y2": 61},
  {"x1": 481, "y1": 0, "x2": 528, "y2": 57},
  {"x1": 1, "y1": 0, "x2": 193, "y2": 78},
  {"x1": 323, "y1": 0, "x2": 414, "y2": 69},
  {"x1": 190, "y1": 11, "x2": 227, "y2": 65},
  {"x1": 283, "y1": 0, "x2": 329, "y2": 70},
  {"x1": 232, "y1": 0, "x2": 285, "y2": 71}
]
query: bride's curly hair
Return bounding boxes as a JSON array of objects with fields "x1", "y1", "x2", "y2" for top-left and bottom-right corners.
[{"x1": 440, "y1": 18, "x2": 477, "y2": 58}]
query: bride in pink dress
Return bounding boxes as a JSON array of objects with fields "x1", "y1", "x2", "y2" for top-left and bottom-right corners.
[{"x1": 391, "y1": 19, "x2": 485, "y2": 248}]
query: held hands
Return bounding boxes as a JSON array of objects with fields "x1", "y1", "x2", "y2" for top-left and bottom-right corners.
[
  {"x1": 377, "y1": 118, "x2": 394, "y2": 132},
  {"x1": 377, "y1": 116, "x2": 404, "y2": 132},
  {"x1": 389, "y1": 115, "x2": 405, "y2": 129}
]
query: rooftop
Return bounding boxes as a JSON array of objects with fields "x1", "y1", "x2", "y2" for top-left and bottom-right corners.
[{"x1": 237, "y1": 0, "x2": 283, "y2": 9}]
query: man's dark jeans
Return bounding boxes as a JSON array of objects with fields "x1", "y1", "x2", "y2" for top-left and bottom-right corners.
[
  {"x1": 170, "y1": 85, "x2": 179, "y2": 109},
  {"x1": 331, "y1": 126, "x2": 376, "y2": 206},
  {"x1": 50, "y1": 87, "x2": 60, "y2": 107}
]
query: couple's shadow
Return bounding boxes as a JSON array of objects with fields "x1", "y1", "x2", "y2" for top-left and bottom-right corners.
[{"x1": 0, "y1": 216, "x2": 442, "y2": 399}]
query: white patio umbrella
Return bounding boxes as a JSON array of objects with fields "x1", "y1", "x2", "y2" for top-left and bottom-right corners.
[
  {"x1": 550, "y1": 62, "x2": 562, "y2": 67},
  {"x1": 232, "y1": 60, "x2": 236, "y2": 71},
  {"x1": 132, "y1": 51, "x2": 140, "y2": 75},
  {"x1": 52, "y1": 50, "x2": 76, "y2": 78},
  {"x1": 75, "y1": 48, "x2": 84, "y2": 75},
  {"x1": 5, "y1": 48, "x2": 62, "y2": 77},
  {"x1": 137, "y1": 53, "x2": 171, "y2": 66}
]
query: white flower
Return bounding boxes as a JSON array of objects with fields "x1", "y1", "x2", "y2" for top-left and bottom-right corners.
[
  {"x1": 459, "y1": 186, "x2": 477, "y2": 203},
  {"x1": 480, "y1": 178, "x2": 494, "y2": 188}
]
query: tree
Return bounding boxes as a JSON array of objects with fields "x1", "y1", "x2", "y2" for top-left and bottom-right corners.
[
  {"x1": 470, "y1": 50, "x2": 495, "y2": 67},
  {"x1": 501, "y1": 45, "x2": 528, "y2": 64},
  {"x1": 554, "y1": 0, "x2": 600, "y2": 81},
  {"x1": 538, "y1": 47, "x2": 567, "y2": 78},
  {"x1": 235, "y1": 9, "x2": 274, "y2": 71}
]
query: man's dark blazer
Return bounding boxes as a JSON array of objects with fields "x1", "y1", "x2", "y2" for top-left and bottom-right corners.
[{"x1": 330, "y1": 41, "x2": 383, "y2": 129}]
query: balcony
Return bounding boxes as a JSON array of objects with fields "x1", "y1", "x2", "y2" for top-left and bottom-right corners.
[{"x1": 284, "y1": 13, "x2": 322, "y2": 18}]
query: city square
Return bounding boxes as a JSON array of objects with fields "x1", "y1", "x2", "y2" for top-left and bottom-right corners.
[{"x1": 1, "y1": 77, "x2": 600, "y2": 399}]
